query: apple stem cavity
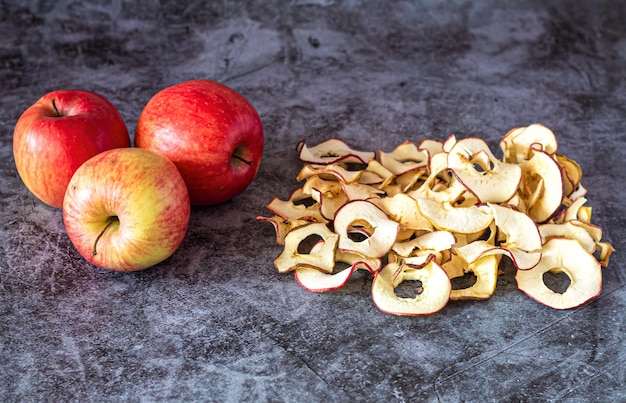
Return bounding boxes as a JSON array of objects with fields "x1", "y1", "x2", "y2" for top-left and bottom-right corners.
[
  {"x1": 232, "y1": 146, "x2": 253, "y2": 166},
  {"x1": 92, "y1": 216, "x2": 119, "y2": 256}
]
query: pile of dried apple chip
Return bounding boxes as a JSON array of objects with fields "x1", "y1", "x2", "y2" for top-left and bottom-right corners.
[{"x1": 257, "y1": 124, "x2": 614, "y2": 316}]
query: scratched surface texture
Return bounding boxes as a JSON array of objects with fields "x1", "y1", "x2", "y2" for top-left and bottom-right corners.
[{"x1": 1, "y1": 0, "x2": 625, "y2": 401}]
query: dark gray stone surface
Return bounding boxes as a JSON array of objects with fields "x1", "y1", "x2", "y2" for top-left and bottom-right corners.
[{"x1": 1, "y1": 0, "x2": 625, "y2": 401}]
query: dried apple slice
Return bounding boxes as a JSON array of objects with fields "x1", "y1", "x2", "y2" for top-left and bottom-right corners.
[
  {"x1": 256, "y1": 215, "x2": 311, "y2": 245},
  {"x1": 515, "y1": 238, "x2": 602, "y2": 309},
  {"x1": 556, "y1": 154, "x2": 583, "y2": 197},
  {"x1": 334, "y1": 200, "x2": 400, "y2": 258},
  {"x1": 562, "y1": 196, "x2": 591, "y2": 223},
  {"x1": 444, "y1": 254, "x2": 499, "y2": 300},
  {"x1": 342, "y1": 182, "x2": 386, "y2": 201},
  {"x1": 409, "y1": 152, "x2": 466, "y2": 203},
  {"x1": 379, "y1": 141, "x2": 429, "y2": 175},
  {"x1": 442, "y1": 134, "x2": 457, "y2": 152},
  {"x1": 395, "y1": 169, "x2": 427, "y2": 193},
  {"x1": 294, "y1": 264, "x2": 355, "y2": 292},
  {"x1": 392, "y1": 230, "x2": 456, "y2": 257},
  {"x1": 273, "y1": 223, "x2": 338, "y2": 274},
  {"x1": 416, "y1": 198, "x2": 493, "y2": 234},
  {"x1": 372, "y1": 260, "x2": 451, "y2": 316},
  {"x1": 455, "y1": 240, "x2": 539, "y2": 271},
  {"x1": 518, "y1": 147, "x2": 564, "y2": 223},
  {"x1": 447, "y1": 138, "x2": 522, "y2": 203},
  {"x1": 488, "y1": 203, "x2": 542, "y2": 269},
  {"x1": 370, "y1": 193, "x2": 433, "y2": 233},
  {"x1": 267, "y1": 187, "x2": 326, "y2": 223},
  {"x1": 418, "y1": 138, "x2": 444, "y2": 156},
  {"x1": 297, "y1": 138, "x2": 375, "y2": 165},
  {"x1": 303, "y1": 176, "x2": 347, "y2": 220},
  {"x1": 365, "y1": 159, "x2": 395, "y2": 189},
  {"x1": 294, "y1": 248, "x2": 380, "y2": 292},
  {"x1": 500, "y1": 123, "x2": 558, "y2": 163},
  {"x1": 296, "y1": 163, "x2": 363, "y2": 184},
  {"x1": 539, "y1": 221, "x2": 596, "y2": 253}
]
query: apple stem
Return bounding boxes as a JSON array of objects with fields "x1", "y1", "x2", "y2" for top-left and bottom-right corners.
[
  {"x1": 232, "y1": 154, "x2": 253, "y2": 166},
  {"x1": 92, "y1": 216, "x2": 118, "y2": 256},
  {"x1": 51, "y1": 98, "x2": 60, "y2": 117}
]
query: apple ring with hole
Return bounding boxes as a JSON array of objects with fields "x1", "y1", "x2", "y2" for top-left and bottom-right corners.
[
  {"x1": 447, "y1": 137, "x2": 522, "y2": 204},
  {"x1": 499, "y1": 123, "x2": 558, "y2": 164},
  {"x1": 515, "y1": 238, "x2": 602, "y2": 310},
  {"x1": 273, "y1": 222, "x2": 338, "y2": 274},
  {"x1": 372, "y1": 260, "x2": 451, "y2": 316},
  {"x1": 333, "y1": 200, "x2": 400, "y2": 258},
  {"x1": 443, "y1": 254, "x2": 500, "y2": 300},
  {"x1": 295, "y1": 246, "x2": 382, "y2": 293}
]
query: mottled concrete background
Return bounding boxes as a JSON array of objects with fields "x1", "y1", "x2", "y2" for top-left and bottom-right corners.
[{"x1": 1, "y1": 0, "x2": 625, "y2": 401}]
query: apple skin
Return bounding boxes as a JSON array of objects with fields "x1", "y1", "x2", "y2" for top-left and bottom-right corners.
[
  {"x1": 13, "y1": 90, "x2": 131, "y2": 208},
  {"x1": 63, "y1": 148, "x2": 190, "y2": 272},
  {"x1": 134, "y1": 79, "x2": 264, "y2": 205}
]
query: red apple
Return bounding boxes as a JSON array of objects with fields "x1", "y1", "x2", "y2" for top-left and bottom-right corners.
[
  {"x1": 63, "y1": 148, "x2": 190, "y2": 272},
  {"x1": 13, "y1": 90, "x2": 131, "y2": 208},
  {"x1": 134, "y1": 79, "x2": 264, "y2": 205}
]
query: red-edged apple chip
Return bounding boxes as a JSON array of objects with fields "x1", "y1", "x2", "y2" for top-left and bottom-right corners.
[
  {"x1": 416, "y1": 198, "x2": 493, "y2": 234},
  {"x1": 372, "y1": 260, "x2": 451, "y2": 316},
  {"x1": 334, "y1": 200, "x2": 400, "y2": 258},
  {"x1": 500, "y1": 123, "x2": 558, "y2": 163},
  {"x1": 518, "y1": 147, "x2": 564, "y2": 223},
  {"x1": 296, "y1": 163, "x2": 363, "y2": 184},
  {"x1": 489, "y1": 203, "x2": 542, "y2": 267},
  {"x1": 379, "y1": 141, "x2": 429, "y2": 175},
  {"x1": 274, "y1": 223, "x2": 338, "y2": 274},
  {"x1": 444, "y1": 254, "x2": 499, "y2": 300},
  {"x1": 392, "y1": 230, "x2": 456, "y2": 257},
  {"x1": 515, "y1": 238, "x2": 602, "y2": 309},
  {"x1": 297, "y1": 138, "x2": 375, "y2": 165},
  {"x1": 256, "y1": 215, "x2": 311, "y2": 245},
  {"x1": 267, "y1": 187, "x2": 326, "y2": 223},
  {"x1": 447, "y1": 137, "x2": 522, "y2": 203},
  {"x1": 295, "y1": 248, "x2": 381, "y2": 292}
]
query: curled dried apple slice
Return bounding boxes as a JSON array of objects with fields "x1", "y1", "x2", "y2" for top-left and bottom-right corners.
[
  {"x1": 416, "y1": 198, "x2": 493, "y2": 234},
  {"x1": 456, "y1": 239, "x2": 541, "y2": 271},
  {"x1": 365, "y1": 159, "x2": 395, "y2": 189},
  {"x1": 488, "y1": 203, "x2": 542, "y2": 253},
  {"x1": 370, "y1": 193, "x2": 433, "y2": 233},
  {"x1": 418, "y1": 138, "x2": 444, "y2": 156},
  {"x1": 409, "y1": 152, "x2": 466, "y2": 203},
  {"x1": 342, "y1": 182, "x2": 386, "y2": 201},
  {"x1": 556, "y1": 154, "x2": 583, "y2": 198},
  {"x1": 267, "y1": 187, "x2": 326, "y2": 223},
  {"x1": 443, "y1": 254, "x2": 499, "y2": 300},
  {"x1": 379, "y1": 141, "x2": 429, "y2": 175},
  {"x1": 296, "y1": 163, "x2": 363, "y2": 184},
  {"x1": 515, "y1": 238, "x2": 602, "y2": 309},
  {"x1": 303, "y1": 176, "x2": 347, "y2": 220},
  {"x1": 447, "y1": 138, "x2": 522, "y2": 203},
  {"x1": 295, "y1": 248, "x2": 381, "y2": 292},
  {"x1": 274, "y1": 223, "x2": 338, "y2": 274},
  {"x1": 297, "y1": 138, "x2": 375, "y2": 165},
  {"x1": 256, "y1": 215, "x2": 311, "y2": 245},
  {"x1": 539, "y1": 221, "x2": 596, "y2": 253},
  {"x1": 562, "y1": 196, "x2": 591, "y2": 223},
  {"x1": 334, "y1": 200, "x2": 399, "y2": 258},
  {"x1": 372, "y1": 260, "x2": 451, "y2": 316},
  {"x1": 392, "y1": 230, "x2": 456, "y2": 257},
  {"x1": 518, "y1": 147, "x2": 564, "y2": 223},
  {"x1": 500, "y1": 123, "x2": 558, "y2": 163}
]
